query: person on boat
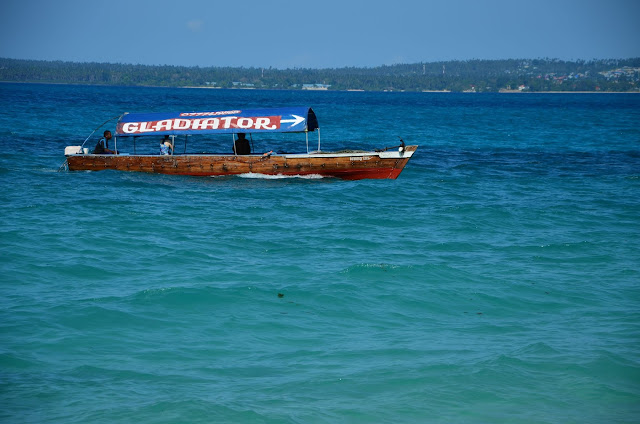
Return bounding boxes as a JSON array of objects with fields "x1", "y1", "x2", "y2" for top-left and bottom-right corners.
[
  {"x1": 160, "y1": 135, "x2": 173, "y2": 155},
  {"x1": 233, "y1": 133, "x2": 251, "y2": 155},
  {"x1": 94, "y1": 130, "x2": 116, "y2": 154}
]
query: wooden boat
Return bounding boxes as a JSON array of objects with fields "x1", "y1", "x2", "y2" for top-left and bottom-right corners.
[{"x1": 64, "y1": 107, "x2": 417, "y2": 180}]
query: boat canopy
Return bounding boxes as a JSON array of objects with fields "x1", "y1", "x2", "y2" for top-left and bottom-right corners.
[{"x1": 115, "y1": 107, "x2": 318, "y2": 137}]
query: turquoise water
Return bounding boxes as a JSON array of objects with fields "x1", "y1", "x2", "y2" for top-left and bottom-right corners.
[{"x1": 1, "y1": 83, "x2": 639, "y2": 423}]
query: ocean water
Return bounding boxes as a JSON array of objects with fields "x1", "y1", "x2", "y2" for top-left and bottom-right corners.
[{"x1": 1, "y1": 83, "x2": 639, "y2": 423}]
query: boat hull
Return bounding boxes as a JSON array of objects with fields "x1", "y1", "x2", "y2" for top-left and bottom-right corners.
[{"x1": 66, "y1": 146, "x2": 417, "y2": 180}]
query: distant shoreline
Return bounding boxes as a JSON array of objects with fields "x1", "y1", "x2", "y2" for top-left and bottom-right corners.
[
  {"x1": 3, "y1": 57, "x2": 639, "y2": 93},
  {"x1": 179, "y1": 84, "x2": 637, "y2": 94},
  {"x1": 497, "y1": 90, "x2": 640, "y2": 94},
  {"x1": 1, "y1": 81, "x2": 639, "y2": 94}
]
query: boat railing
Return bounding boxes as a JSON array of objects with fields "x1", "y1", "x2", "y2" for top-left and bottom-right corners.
[{"x1": 375, "y1": 137, "x2": 405, "y2": 153}]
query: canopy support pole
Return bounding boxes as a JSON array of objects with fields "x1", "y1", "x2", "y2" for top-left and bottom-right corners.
[
  {"x1": 79, "y1": 114, "x2": 121, "y2": 149},
  {"x1": 317, "y1": 128, "x2": 321, "y2": 152},
  {"x1": 306, "y1": 131, "x2": 309, "y2": 154}
]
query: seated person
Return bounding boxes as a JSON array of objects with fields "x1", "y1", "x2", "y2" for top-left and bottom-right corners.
[
  {"x1": 233, "y1": 133, "x2": 251, "y2": 155},
  {"x1": 160, "y1": 135, "x2": 173, "y2": 155},
  {"x1": 94, "y1": 130, "x2": 116, "y2": 154}
]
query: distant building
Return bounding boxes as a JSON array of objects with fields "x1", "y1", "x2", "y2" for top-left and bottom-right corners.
[
  {"x1": 599, "y1": 67, "x2": 640, "y2": 80},
  {"x1": 232, "y1": 81, "x2": 255, "y2": 88},
  {"x1": 302, "y1": 83, "x2": 330, "y2": 90}
]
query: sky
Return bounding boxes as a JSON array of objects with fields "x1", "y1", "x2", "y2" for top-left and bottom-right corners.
[{"x1": 1, "y1": 0, "x2": 639, "y2": 69}]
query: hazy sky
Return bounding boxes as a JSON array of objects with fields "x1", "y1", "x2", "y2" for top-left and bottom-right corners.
[{"x1": 1, "y1": 0, "x2": 638, "y2": 68}]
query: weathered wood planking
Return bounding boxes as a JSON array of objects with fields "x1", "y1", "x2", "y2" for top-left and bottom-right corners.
[{"x1": 67, "y1": 146, "x2": 418, "y2": 180}]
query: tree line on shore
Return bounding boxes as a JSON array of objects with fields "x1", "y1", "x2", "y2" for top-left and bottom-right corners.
[{"x1": 1, "y1": 57, "x2": 639, "y2": 92}]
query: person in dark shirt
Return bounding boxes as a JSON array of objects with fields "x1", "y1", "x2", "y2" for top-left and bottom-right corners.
[
  {"x1": 233, "y1": 133, "x2": 251, "y2": 155},
  {"x1": 94, "y1": 130, "x2": 116, "y2": 154}
]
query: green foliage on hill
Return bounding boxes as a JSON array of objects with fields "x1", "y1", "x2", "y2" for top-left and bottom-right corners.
[{"x1": 1, "y1": 57, "x2": 639, "y2": 92}]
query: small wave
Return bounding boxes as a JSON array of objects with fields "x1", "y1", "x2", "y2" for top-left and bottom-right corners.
[
  {"x1": 342, "y1": 263, "x2": 403, "y2": 273},
  {"x1": 340, "y1": 263, "x2": 467, "y2": 281},
  {"x1": 236, "y1": 172, "x2": 326, "y2": 180}
]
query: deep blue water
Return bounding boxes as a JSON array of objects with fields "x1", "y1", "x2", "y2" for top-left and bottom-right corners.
[{"x1": 1, "y1": 83, "x2": 639, "y2": 423}]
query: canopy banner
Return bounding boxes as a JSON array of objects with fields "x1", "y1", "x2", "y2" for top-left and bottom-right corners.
[{"x1": 115, "y1": 107, "x2": 318, "y2": 136}]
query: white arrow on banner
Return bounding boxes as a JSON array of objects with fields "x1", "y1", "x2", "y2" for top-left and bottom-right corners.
[{"x1": 280, "y1": 114, "x2": 305, "y2": 127}]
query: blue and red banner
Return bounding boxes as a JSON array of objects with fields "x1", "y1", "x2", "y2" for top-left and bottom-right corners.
[{"x1": 115, "y1": 107, "x2": 318, "y2": 136}]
